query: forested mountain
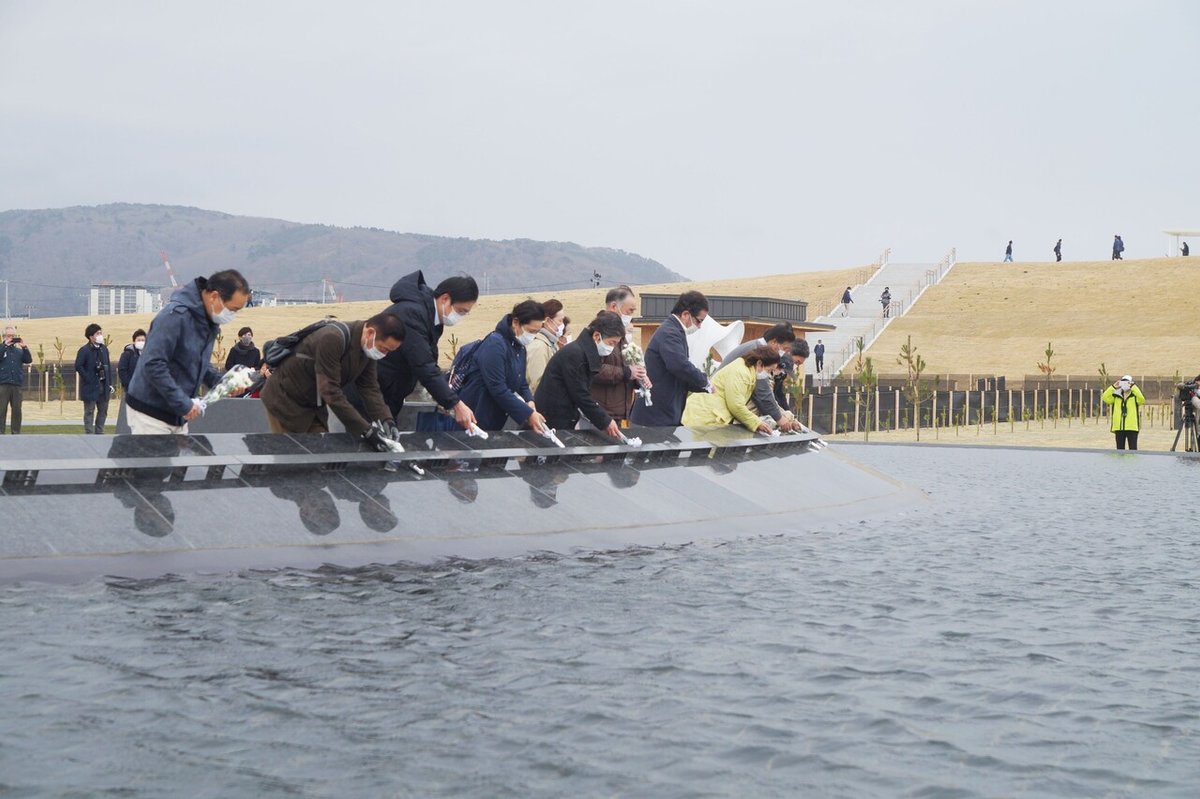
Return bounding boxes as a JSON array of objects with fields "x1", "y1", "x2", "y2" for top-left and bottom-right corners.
[{"x1": 0, "y1": 204, "x2": 685, "y2": 317}]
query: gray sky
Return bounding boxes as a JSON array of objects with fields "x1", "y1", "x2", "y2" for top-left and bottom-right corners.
[{"x1": 2, "y1": 1, "x2": 1198, "y2": 279}]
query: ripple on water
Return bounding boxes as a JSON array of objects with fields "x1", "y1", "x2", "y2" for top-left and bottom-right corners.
[{"x1": 1, "y1": 445, "x2": 1200, "y2": 797}]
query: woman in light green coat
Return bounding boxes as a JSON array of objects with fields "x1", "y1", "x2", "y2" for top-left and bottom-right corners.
[{"x1": 682, "y1": 346, "x2": 781, "y2": 434}]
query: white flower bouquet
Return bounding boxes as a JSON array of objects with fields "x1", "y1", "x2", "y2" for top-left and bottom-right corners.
[
  {"x1": 198, "y1": 365, "x2": 257, "y2": 411},
  {"x1": 622, "y1": 341, "x2": 653, "y2": 407}
]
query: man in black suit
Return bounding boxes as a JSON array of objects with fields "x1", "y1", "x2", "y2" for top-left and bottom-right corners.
[{"x1": 629, "y1": 291, "x2": 712, "y2": 427}]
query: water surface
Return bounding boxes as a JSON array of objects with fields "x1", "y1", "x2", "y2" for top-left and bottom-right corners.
[{"x1": 2, "y1": 444, "x2": 1198, "y2": 797}]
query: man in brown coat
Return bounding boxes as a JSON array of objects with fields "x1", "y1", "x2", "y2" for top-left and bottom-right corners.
[{"x1": 261, "y1": 312, "x2": 405, "y2": 442}]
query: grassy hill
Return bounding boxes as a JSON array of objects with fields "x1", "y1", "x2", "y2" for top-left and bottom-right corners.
[
  {"x1": 867, "y1": 257, "x2": 1200, "y2": 379},
  {"x1": 0, "y1": 204, "x2": 686, "y2": 317},
  {"x1": 17, "y1": 255, "x2": 1192, "y2": 382}
]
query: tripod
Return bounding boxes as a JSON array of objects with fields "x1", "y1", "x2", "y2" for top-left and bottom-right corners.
[{"x1": 1171, "y1": 404, "x2": 1200, "y2": 452}]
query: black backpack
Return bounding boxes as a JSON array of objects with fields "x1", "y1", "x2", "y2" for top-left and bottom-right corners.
[
  {"x1": 447, "y1": 338, "x2": 486, "y2": 392},
  {"x1": 261, "y1": 319, "x2": 351, "y2": 369}
]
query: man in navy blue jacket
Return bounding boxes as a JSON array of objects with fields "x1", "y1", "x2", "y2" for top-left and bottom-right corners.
[
  {"x1": 126, "y1": 270, "x2": 250, "y2": 434},
  {"x1": 629, "y1": 291, "x2": 712, "y2": 427}
]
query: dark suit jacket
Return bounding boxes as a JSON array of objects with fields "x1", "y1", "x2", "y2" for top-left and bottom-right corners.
[{"x1": 629, "y1": 316, "x2": 710, "y2": 426}]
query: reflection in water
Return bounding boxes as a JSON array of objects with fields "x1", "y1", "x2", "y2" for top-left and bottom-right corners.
[
  {"x1": 240, "y1": 434, "x2": 341, "y2": 536},
  {"x1": 328, "y1": 471, "x2": 398, "y2": 533},
  {"x1": 105, "y1": 434, "x2": 212, "y2": 538},
  {"x1": 607, "y1": 463, "x2": 641, "y2": 489},
  {"x1": 447, "y1": 475, "x2": 479, "y2": 504},
  {"x1": 518, "y1": 460, "x2": 571, "y2": 509}
]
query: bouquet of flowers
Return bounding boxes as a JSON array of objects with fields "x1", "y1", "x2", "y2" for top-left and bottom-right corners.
[
  {"x1": 197, "y1": 365, "x2": 257, "y2": 412},
  {"x1": 622, "y1": 341, "x2": 653, "y2": 407}
]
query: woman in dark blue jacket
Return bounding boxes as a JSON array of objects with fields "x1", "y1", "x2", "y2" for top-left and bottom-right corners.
[{"x1": 457, "y1": 300, "x2": 549, "y2": 434}]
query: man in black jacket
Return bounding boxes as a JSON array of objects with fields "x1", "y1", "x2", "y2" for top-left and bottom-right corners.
[
  {"x1": 117, "y1": 329, "x2": 146, "y2": 393},
  {"x1": 373, "y1": 271, "x2": 479, "y2": 430},
  {"x1": 534, "y1": 311, "x2": 623, "y2": 438},
  {"x1": 628, "y1": 291, "x2": 712, "y2": 427}
]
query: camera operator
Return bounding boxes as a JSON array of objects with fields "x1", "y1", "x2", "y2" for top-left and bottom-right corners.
[
  {"x1": 0, "y1": 326, "x2": 32, "y2": 434},
  {"x1": 1101, "y1": 374, "x2": 1145, "y2": 450}
]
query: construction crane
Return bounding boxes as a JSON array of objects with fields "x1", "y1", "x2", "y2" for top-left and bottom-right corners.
[
  {"x1": 159, "y1": 250, "x2": 179, "y2": 288},
  {"x1": 322, "y1": 276, "x2": 344, "y2": 304}
]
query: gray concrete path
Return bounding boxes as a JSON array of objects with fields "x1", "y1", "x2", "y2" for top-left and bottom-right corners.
[{"x1": 806, "y1": 250, "x2": 956, "y2": 380}]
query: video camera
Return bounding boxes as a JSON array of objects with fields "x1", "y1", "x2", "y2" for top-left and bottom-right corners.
[{"x1": 1178, "y1": 381, "x2": 1200, "y2": 418}]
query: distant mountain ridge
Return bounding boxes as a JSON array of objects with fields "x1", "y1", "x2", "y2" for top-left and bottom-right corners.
[{"x1": 0, "y1": 203, "x2": 686, "y2": 317}]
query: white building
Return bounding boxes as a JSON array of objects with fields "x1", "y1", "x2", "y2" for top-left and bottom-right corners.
[{"x1": 89, "y1": 284, "x2": 163, "y2": 316}]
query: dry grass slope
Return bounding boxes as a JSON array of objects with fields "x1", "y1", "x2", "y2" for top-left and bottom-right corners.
[
  {"x1": 18, "y1": 256, "x2": 1192, "y2": 380},
  {"x1": 867, "y1": 257, "x2": 1200, "y2": 379}
]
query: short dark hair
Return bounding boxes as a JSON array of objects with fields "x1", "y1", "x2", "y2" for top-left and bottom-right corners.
[
  {"x1": 511, "y1": 299, "x2": 545, "y2": 326},
  {"x1": 433, "y1": 275, "x2": 479, "y2": 303},
  {"x1": 740, "y1": 345, "x2": 781, "y2": 368},
  {"x1": 131, "y1": 328, "x2": 146, "y2": 341},
  {"x1": 671, "y1": 290, "x2": 708, "y2": 318},
  {"x1": 604, "y1": 287, "x2": 632, "y2": 306},
  {"x1": 85, "y1": 323, "x2": 102, "y2": 339},
  {"x1": 207, "y1": 269, "x2": 250, "y2": 301},
  {"x1": 541, "y1": 298, "x2": 563, "y2": 319},
  {"x1": 763, "y1": 323, "x2": 796, "y2": 344},
  {"x1": 237, "y1": 326, "x2": 253, "y2": 338},
  {"x1": 587, "y1": 310, "x2": 625, "y2": 340},
  {"x1": 791, "y1": 339, "x2": 810, "y2": 358},
  {"x1": 365, "y1": 311, "x2": 407, "y2": 343}
]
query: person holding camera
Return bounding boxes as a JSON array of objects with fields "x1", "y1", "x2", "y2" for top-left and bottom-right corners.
[
  {"x1": 1101, "y1": 374, "x2": 1145, "y2": 450},
  {"x1": 1, "y1": 326, "x2": 32, "y2": 434}
]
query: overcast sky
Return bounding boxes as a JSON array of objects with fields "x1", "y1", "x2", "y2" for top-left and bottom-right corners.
[{"x1": 1, "y1": 1, "x2": 1197, "y2": 279}]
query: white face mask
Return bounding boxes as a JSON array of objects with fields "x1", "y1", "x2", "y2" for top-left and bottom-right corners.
[
  {"x1": 620, "y1": 313, "x2": 634, "y2": 327},
  {"x1": 93, "y1": 334, "x2": 105, "y2": 344},
  {"x1": 595, "y1": 338, "x2": 615, "y2": 357},
  {"x1": 134, "y1": 341, "x2": 145, "y2": 351},
  {"x1": 1118, "y1": 379, "x2": 1131, "y2": 391},
  {"x1": 363, "y1": 331, "x2": 387, "y2": 360},
  {"x1": 684, "y1": 320, "x2": 700, "y2": 336},
  {"x1": 211, "y1": 299, "x2": 237, "y2": 325},
  {"x1": 518, "y1": 330, "x2": 537, "y2": 347}
]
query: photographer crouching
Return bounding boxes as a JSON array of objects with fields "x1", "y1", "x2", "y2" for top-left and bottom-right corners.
[{"x1": 1101, "y1": 374, "x2": 1145, "y2": 450}]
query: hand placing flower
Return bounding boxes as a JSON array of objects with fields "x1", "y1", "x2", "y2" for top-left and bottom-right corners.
[{"x1": 201, "y1": 365, "x2": 257, "y2": 405}]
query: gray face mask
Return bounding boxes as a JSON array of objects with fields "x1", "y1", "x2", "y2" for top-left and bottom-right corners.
[{"x1": 595, "y1": 339, "x2": 615, "y2": 357}]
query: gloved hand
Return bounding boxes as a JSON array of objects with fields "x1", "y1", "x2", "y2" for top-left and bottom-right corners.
[
  {"x1": 361, "y1": 424, "x2": 391, "y2": 453},
  {"x1": 381, "y1": 418, "x2": 402, "y2": 441}
]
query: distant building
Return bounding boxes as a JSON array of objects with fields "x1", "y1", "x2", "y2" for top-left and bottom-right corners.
[
  {"x1": 274, "y1": 297, "x2": 322, "y2": 307},
  {"x1": 89, "y1": 284, "x2": 163, "y2": 316},
  {"x1": 249, "y1": 289, "x2": 278, "y2": 308}
]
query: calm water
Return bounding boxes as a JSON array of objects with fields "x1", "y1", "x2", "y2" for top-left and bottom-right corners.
[{"x1": 2, "y1": 444, "x2": 1199, "y2": 798}]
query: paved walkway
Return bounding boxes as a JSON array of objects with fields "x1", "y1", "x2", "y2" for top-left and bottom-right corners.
[{"x1": 806, "y1": 253, "x2": 955, "y2": 380}]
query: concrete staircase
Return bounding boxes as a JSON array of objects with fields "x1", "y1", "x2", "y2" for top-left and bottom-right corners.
[{"x1": 806, "y1": 249, "x2": 956, "y2": 381}]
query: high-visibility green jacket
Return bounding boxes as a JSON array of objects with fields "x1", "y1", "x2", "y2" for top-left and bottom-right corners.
[{"x1": 1101, "y1": 384, "x2": 1145, "y2": 432}]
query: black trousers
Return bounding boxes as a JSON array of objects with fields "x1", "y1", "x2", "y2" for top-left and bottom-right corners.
[{"x1": 1115, "y1": 430, "x2": 1139, "y2": 450}]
